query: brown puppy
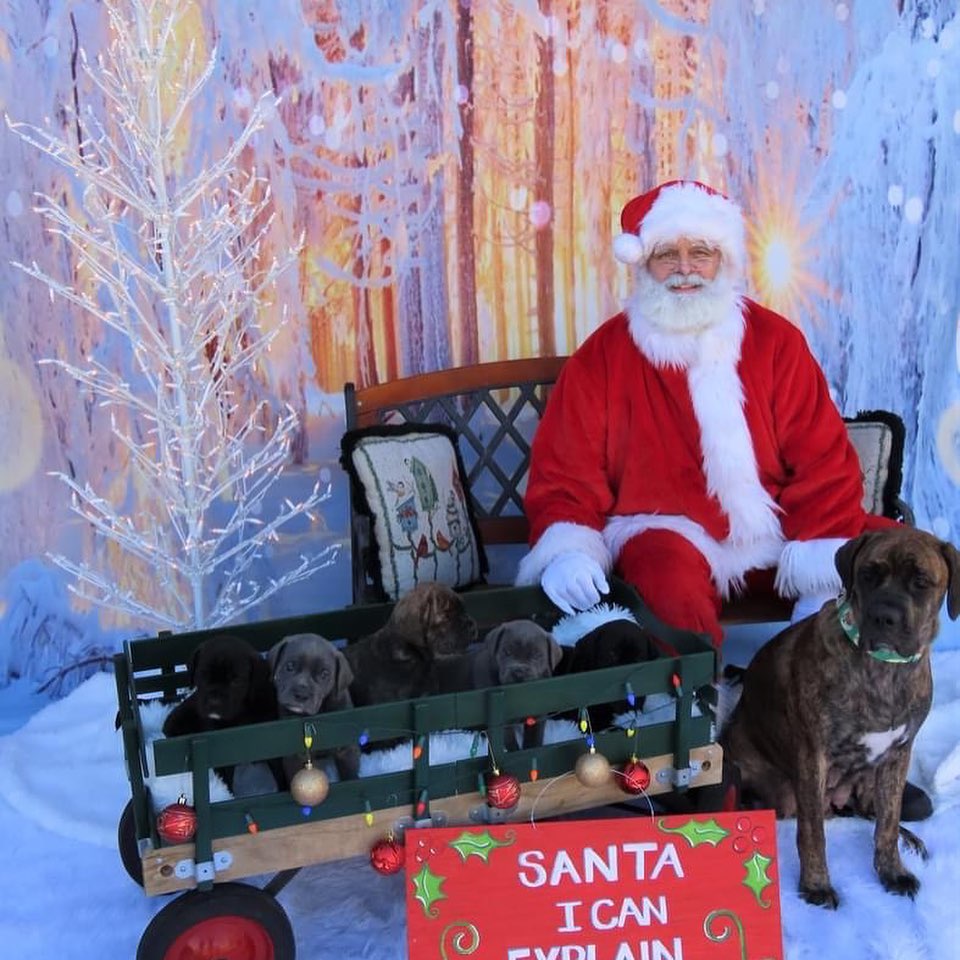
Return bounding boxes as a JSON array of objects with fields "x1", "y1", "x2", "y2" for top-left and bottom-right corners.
[
  {"x1": 268, "y1": 633, "x2": 360, "y2": 784},
  {"x1": 721, "y1": 527, "x2": 960, "y2": 908},
  {"x1": 344, "y1": 581, "x2": 478, "y2": 708},
  {"x1": 162, "y1": 634, "x2": 279, "y2": 792}
]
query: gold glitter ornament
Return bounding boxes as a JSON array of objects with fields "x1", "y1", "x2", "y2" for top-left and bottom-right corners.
[
  {"x1": 574, "y1": 748, "x2": 612, "y2": 787},
  {"x1": 290, "y1": 759, "x2": 330, "y2": 807}
]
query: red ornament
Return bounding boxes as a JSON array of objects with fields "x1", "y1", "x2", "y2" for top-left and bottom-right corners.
[
  {"x1": 156, "y1": 794, "x2": 197, "y2": 844},
  {"x1": 370, "y1": 837, "x2": 406, "y2": 875},
  {"x1": 620, "y1": 760, "x2": 651, "y2": 795},
  {"x1": 485, "y1": 771, "x2": 522, "y2": 810}
]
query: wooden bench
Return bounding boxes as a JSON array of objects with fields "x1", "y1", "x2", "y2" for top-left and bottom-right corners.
[{"x1": 344, "y1": 357, "x2": 912, "y2": 624}]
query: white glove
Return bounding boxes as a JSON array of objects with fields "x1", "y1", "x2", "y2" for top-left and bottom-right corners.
[{"x1": 540, "y1": 552, "x2": 610, "y2": 615}]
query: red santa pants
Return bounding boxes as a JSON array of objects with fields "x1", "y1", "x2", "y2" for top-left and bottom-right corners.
[{"x1": 615, "y1": 528, "x2": 724, "y2": 647}]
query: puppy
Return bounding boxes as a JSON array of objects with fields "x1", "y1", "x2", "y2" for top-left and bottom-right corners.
[
  {"x1": 344, "y1": 581, "x2": 478, "y2": 708},
  {"x1": 557, "y1": 620, "x2": 659, "y2": 730},
  {"x1": 721, "y1": 527, "x2": 960, "y2": 908},
  {"x1": 162, "y1": 634, "x2": 278, "y2": 792},
  {"x1": 268, "y1": 633, "x2": 360, "y2": 783},
  {"x1": 436, "y1": 620, "x2": 563, "y2": 692}
]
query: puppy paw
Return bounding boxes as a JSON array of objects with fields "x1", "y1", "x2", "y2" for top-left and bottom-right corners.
[
  {"x1": 879, "y1": 870, "x2": 920, "y2": 899},
  {"x1": 799, "y1": 885, "x2": 839, "y2": 910}
]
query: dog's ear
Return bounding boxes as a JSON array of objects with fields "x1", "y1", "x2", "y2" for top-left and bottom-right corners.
[
  {"x1": 835, "y1": 533, "x2": 874, "y2": 591},
  {"x1": 485, "y1": 624, "x2": 506, "y2": 658},
  {"x1": 940, "y1": 540, "x2": 960, "y2": 620},
  {"x1": 186, "y1": 644, "x2": 204, "y2": 686},
  {"x1": 389, "y1": 593, "x2": 423, "y2": 646},
  {"x1": 267, "y1": 639, "x2": 288, "y2": 677},
  {"x1": 333, "y1": 648, "x2": 355, "y2": 694},
  {"x1": 546, "y1": 636, "x2": 564, "y2": 671}
]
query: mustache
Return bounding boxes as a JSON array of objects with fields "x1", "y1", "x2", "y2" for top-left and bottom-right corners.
[{"x1": 665, "y1": 273, "x2": 707, "y2": 289}]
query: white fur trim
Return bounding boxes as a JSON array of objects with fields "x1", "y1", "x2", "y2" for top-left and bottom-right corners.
[
  {"x1": 613, "y1": 232, "x2": 645, "y2": 264},
  {"x1": 550, "y1": 603, "x2": 639, "y2": 647},
  {"x1": 774, "y1": 537, "x2": 848, "y2": 599},
  {"x1": 640, "y1": 182, "x2": 746, "y2": 280},
  {"x1": 686, "y1": 316, "x2": 784, "y2": 547},
  {"x1": 603, "y1": 514, "x2": 783, "y2": 599},
  {"x1": 139, "y1": 701, "x2": 234, "y2": 811},
  {"x1": 515, "y1": 522, "x2": 611, "y2": 586}
]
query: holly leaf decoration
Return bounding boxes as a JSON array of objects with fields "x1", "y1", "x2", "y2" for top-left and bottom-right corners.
[
  {"x1": 412, "y1": 863, "x2": 447, "y2": 918},
  {"x1": 657, "y1": 817, "x2": 730, "y2": 848},
  {"x1": 448, "y1": 829, "x2": 516, "y2": 863},
  {"x1": 742, "y1": 851, "x2": 774, "y2": 907}
]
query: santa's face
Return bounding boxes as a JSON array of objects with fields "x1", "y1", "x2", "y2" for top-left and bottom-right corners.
[
  {"x1": 646, "y1": 238, "x2": 722, "y2": 287},
  {"x1": 630, "y1": 238, "x2": 736, "y2": 335}
]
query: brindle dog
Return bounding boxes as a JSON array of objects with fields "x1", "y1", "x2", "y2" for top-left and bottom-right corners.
[{"x1": 721, "y1": 527, "x2": 960, "y2": 908}]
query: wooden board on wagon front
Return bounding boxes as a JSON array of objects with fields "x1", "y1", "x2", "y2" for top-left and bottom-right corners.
[{"x1": 405, "y1": 810, "x2": 782, "y2": 960}]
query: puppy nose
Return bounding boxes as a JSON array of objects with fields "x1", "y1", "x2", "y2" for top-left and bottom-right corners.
[{"x1": 868, "y1": 601, "x2": 904, "y2": 631}]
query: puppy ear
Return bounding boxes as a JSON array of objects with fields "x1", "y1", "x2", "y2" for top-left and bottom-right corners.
[
  {"x1": 248, "y1": 649, "x2": 274, "y2": 700},
  {"x1": 835, "y1": 533, "x2": 872, "y2": 592},
  {"x1": 333, "y1": 648, "x2": 355, "y2": 694},
  {"x1": 485, "y1": 625, "x2": 506, "y2": 658},
  {"x1": 267, "y1": 640, "x2": 288, "y2": 677},
  {"x1": 390, "y1": 594, "x2": 422, "y2": 645},
  {"x1": 546, "y1": 637, "x2": 564, "y2": 671},
  {"x1": 941, "y1": 540, "x2": 960, "y2": 620},
  {"x1": 187, "y1": 645, "x2": 203, "y2": 686}
]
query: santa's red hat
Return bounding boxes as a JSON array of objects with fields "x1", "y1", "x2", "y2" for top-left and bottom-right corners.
[{"x1": 612, "y1": 180, "x2": 746, "y2": 278}]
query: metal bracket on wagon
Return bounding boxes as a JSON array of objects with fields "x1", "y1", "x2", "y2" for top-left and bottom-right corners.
[
  {"x1": 173, "y1": 849, "x2": 233, "y2": 882},
  {"x1": 392, "y1": 812, "x2": 449, "y2": 838},
  {"x1": 655, "y1": 758, "x2": 703, "y2": 788}
]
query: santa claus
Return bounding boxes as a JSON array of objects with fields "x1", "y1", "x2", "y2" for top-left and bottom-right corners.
[{"x1": 515, "y1": 179, "x2": 898, "y2": 646}]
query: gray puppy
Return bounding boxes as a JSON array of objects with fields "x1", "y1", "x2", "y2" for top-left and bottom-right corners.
[
  {"x1": 436, "y1": 619, "x2": 564, "y2": 693},
  {"x1": 269, "y1": 632, "x2": 360, "y2": 783}
]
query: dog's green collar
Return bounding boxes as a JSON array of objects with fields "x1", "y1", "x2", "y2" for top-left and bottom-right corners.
[{"x1": 836, "y1": 593, "x2": 922, "y2": 664}]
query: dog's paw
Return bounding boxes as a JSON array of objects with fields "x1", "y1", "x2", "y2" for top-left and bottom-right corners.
[
  {"x1": 799, "y1": 885, "x2": 840, "y2": 909},
  {"x1": 879, "y1": 869, "x2": 920, "y2": 899}
]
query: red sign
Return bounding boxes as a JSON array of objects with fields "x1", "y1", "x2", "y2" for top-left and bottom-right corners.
[{"x1": 406, "y1": 811, "x2": 782, "y2": 960}]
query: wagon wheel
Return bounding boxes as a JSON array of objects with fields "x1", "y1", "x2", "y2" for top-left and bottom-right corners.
[
  {"x1": 117, "y1": 799, "x2": 144, "y2": 887},
  {"x1": 136, "y1": 882, "x2": 295, "y2": 960}
]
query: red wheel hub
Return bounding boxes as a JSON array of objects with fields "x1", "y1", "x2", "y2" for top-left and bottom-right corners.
[{"x1": 163, "y1": 914, "x2": 274, "y2": 960}]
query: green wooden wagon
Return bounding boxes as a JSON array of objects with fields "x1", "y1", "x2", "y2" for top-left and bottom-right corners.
[{"x1": 114, "y1": 579, "x2": 720, "y2": 960}]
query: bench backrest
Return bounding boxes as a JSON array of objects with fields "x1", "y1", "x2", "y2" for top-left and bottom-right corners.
[{"x1": 344, "y1": 358, "x2": 911, "y2": 614}]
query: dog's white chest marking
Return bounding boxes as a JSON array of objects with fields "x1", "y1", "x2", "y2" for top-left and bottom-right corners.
[{"x1": 859, "y1": 724, "x2": 908, "y2": 763}]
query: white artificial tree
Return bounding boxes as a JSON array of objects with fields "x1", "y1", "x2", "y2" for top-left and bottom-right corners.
[{"x1": 7, "y1": 0, "x2": 339, "y2": 631}]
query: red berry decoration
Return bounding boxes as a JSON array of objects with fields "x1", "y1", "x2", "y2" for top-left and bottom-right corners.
[
  {"x1": 370, "y1": 836, "x2": 405, "y2": 875},
  {"x1": 485, "y1": 771, "x2": 522, "y2": 810},
  {"x1": 620, "y1": 759, "x2": 651, "y2": 795},
  {"x1": 156, "y1": 794, "x2": 197, "y2": 844}
]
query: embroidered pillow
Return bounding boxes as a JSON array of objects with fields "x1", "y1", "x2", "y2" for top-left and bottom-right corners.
[{"x1": 340, "y1": 424, "x2": 487, "y2": 600}]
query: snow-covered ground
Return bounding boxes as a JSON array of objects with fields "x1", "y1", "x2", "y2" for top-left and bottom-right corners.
[{"x1": 1, "y1": 619, "x2": 960, "y2": 959}]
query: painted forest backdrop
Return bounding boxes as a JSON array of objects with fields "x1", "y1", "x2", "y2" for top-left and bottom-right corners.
[{"x1": 1, "y1": 0, "x2": 959, "y2": 691}]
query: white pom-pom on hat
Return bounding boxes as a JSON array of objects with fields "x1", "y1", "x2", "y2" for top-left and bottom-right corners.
[{"x1": 613, "y1": 232, "x2": 645, "y2": 264}]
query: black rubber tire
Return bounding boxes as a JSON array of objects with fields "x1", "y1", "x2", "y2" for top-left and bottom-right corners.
[
  {"x1": 136, "y1": 882, "x2": 295, "y2": 960},
  {"x1": 117, "y1": 799, "x2": 145, "y2": 887}
]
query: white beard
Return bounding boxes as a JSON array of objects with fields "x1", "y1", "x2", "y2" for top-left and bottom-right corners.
[{"x1": 626, "y1": 269, "x2": 743, "y2": 368}]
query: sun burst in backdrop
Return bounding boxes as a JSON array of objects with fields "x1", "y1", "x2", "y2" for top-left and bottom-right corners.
[{"x1": 744, "y1": 163, "x2": 833, "y2": 328}]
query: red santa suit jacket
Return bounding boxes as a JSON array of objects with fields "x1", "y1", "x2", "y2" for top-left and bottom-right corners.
[{"x1": 517, "y1": 297, "x2": 896, "y2": 601}]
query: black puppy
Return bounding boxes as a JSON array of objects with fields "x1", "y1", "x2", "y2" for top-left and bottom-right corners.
[
  {"x1": 162, "y1": 634, "x2": 279, "y2": 792},
  {"x1": 558, "y1": 620, "x2": 659, "y2": 730}
]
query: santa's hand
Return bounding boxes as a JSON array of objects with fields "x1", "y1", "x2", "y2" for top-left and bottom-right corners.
[{"x1": 540, "y1": 552, "x2": 610, "y2": 615}]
